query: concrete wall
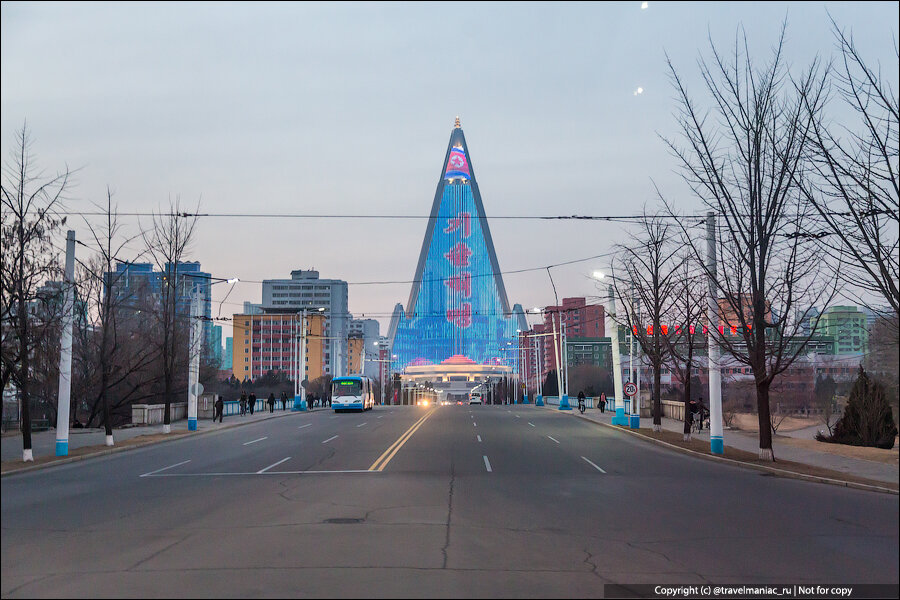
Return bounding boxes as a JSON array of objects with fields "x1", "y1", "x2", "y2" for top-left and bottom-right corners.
[{"x1": 131, "y1": 402, "x2": 188, "y2": 425}]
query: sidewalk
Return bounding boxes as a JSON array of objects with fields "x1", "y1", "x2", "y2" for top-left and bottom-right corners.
[
  {"x1": 1, "y1": 405, "x2": 306, "y2": 468},
  {"x1": 547, "y1": 403, "x2": 898, "y2": 488}
]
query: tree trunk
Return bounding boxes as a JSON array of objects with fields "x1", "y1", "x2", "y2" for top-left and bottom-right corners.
[
  {"x1": 757, "y1": 380, "x2": 774, "y2": 461},
  {"x1": 683, "y1": 366, "x2": 692, "y2": 441}
]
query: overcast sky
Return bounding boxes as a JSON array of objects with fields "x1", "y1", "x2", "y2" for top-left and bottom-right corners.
[{"x1": 3, "y1": 1, "x2": 897, "y2": 343}]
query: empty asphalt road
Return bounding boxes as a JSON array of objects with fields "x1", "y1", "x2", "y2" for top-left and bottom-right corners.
[{"x1": 2, "y1": 404, "x2": 897, "y2": 598}]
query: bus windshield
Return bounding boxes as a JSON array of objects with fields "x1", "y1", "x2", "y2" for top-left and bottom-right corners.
[{"x1": 332, "y1": 379, "x2": 362, "y2": 396}]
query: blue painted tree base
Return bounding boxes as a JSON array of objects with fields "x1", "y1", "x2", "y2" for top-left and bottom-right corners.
[
  {"x1": 711, "y1": 436, "x2": 724, "y2": 454},
  {"x1": 55, "y1": 440, "x2": 68, "y2": 456},
  {"x1": 188, "y1": 418, "x2": 198, "y2": 431},
  {"x1": 611, "y1": 407, "x2": 628, "y2": 426},
  {"x1": 293, "y1": 396, "x2": 308, "y2": 411},
  {"x1": 536, "y1": 395, "x2": 544, "y2": 406},
  {"x1": 629, "y1": 415, "x2": 640, "y2": 429},
  {"x1": 558, "y1": 395, "x2": 572, "y2": 410}
]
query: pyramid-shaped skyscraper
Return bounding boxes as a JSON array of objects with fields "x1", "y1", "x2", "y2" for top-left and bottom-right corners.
[{"x1": 390, "y1": 119, "x2": 527, "y2": 371}]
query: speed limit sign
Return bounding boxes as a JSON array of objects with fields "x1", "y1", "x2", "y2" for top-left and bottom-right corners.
[{"x1": 623, "y1": 382, "x2": 637, "y2": 397}]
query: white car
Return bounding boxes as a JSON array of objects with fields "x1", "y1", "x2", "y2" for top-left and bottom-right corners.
[{"x1": 468, "y1": 392, "x2": 483, "y2": 405}]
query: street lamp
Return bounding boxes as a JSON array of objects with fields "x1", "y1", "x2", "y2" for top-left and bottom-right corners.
[
  {"x1": 184, "y1": 275, "x2": 239, "y2": 432},
  {"x1": 292, "y1": 306, "x2": 326, "y2": 411},
  {"x1": 591, "y1": 270, "x2": 634, "y2": 428}
]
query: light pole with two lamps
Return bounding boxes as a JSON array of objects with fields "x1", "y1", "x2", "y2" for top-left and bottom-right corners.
[
  {"x1": 185, "y1": 275, "x2": 239, "y2": 432},
  {"x1": 591, "y1": 270, "x2": 637, "y2": 428}
]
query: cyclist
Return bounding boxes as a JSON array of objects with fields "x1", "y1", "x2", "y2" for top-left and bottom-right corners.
[{"x1": 577, "y1": 390, "x2": 586, "y2": 414}]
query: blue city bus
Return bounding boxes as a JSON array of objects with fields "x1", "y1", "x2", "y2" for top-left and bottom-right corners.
[{"x1": 331, "y1": 376, "x2": 375, "y2": 412}]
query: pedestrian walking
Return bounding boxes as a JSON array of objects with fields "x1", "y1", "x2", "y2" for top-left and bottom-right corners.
[
  {"x1": 249, "y1": 392, "x2": 256, "y2": 415},
  {"x1": 280, "y1": 391, "x2": 288, "y2": 411},
  {"x1": 268, "y1": 392, "x2": 276, "y2": 413},
  {"x1": 214, "y1": 395, "x2": 224, "y2": 423},
  {"x1": 599, "y1": 392, "x2": 607, "y2": 413},
  {"x1": 240, "y1": 391, "x2": 247, "y2": 416}
]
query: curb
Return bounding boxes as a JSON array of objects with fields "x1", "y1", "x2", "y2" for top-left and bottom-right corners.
[
  {"x1": 0, "y1": 410, "x2": 303, "y2": 478},
  {"x1": 571, "y1": 411, "x2": 898, "y2": 495}
]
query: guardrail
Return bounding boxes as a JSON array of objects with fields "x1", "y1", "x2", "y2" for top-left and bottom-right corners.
[{"x1": 542, "y1": 396, "x2": 628, "y2": 412}]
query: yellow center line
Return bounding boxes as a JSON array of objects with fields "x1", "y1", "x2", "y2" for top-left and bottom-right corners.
[{"x1": 369, "y1": 409, "x2": 435, "y2": 471}]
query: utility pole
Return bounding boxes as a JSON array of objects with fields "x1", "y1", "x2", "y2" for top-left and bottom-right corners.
[
  {"x1": 187, "y1": 283, "x2": 201, "y2": 431},
  {"x1": 55, "y1": 231, "x2": 75, "y2": 456},
  {"x1": 298, "y1": 310, "x2": 308, "y2": 410},
  {"x1": 607, "y1": 284, "x2": 626, "y2": 425},
  {"x1": 707, "y1": 212, "x2": 724, "y2": 454}
]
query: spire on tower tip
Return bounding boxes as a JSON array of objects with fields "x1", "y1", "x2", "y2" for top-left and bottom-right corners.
[{"x1": 454, "y1": 116, "x2": 461, "y2": 128}]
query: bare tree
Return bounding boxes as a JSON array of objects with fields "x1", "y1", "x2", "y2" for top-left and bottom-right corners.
[
  {"x1": 1, "y1": 124, "x2": 71, "y2": 461},
  {"x1": 74, "y1": 190, "x2": 159, "y2": 443},
  {"x1": 663, "y1": 25, "x2": 838, "y2": 460},
  {"x1": 610, "y1": 211, "x2": 685, "y2": 432},
  {"x1": 141, "y1": 200, "x2": 199, "y2": 433},
  {"x1": 801, "y1": 20, "x2": 898, "y2": 333},
  {"x1": 661, "y1": 252, "x2": 708, "y2": 441}
]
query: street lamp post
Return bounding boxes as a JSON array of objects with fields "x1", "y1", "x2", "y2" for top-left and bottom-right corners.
[
  {"x1": 293, "y1": 307, "x2": 327, "y2": 411},
  {"x1": 186, "y1": 275, "x2": 238, "y2": 432},
  {"x1": 593, "y1": 271, "x2": 627, "y2": 426}
]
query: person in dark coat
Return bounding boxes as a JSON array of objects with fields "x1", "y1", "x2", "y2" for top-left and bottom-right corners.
[
  {"x1": 280, "y1": 391, "x2": 288, "y2": 411},
  {"x1": 267, "y1": 392, "x2": 276, "y2": 413},
  {"x1": 214, "y1": 396, "x2": 224, "y2": 423},
  {"x1": 248, "y1": 392, "x2": 256, "y2": 415},
  {"x1": 240, "y1": 391, "x2": 247, "y2": 416}
]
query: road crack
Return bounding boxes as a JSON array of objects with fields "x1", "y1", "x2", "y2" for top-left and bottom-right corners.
[{"x1": 441, "y1": 462, "x2": 455, "y2": 569}]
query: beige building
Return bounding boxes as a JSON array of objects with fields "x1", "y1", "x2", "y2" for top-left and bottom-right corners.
[{"x1": 232, "y1": 311, "x2": 326, "y2": 382}]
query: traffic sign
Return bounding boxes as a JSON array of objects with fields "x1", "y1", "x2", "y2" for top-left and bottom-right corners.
[{"x1": 623, "y1": 382, "x2": 637, "y2": 397}]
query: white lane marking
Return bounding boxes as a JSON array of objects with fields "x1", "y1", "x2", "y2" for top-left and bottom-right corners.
[
  {"x1": 547, "y1": 435, "x2": 560, "y2": 444},
  {"x1": 257, "y1": 457, "x2": 292, "y2": 474},
  {"x1": 243, "y1": 437, "x2": 268, "y2": 446},
  {"x1": 298, "y1": 423, "x2": 312, "y2": 429},
  {"x1": 330, "y1": 416, "x2": 339, "y2": 419},
  {"x1": 377, "y1": 415, "x2": 384, "y2": 419},
  {"x1": 528, "y1": 422, "x2": 535, "y2": 427},
  {"x1": 581, "y1": 456, "x2": 607, "y2": 473},
  {"x1": 477, "y1": 435, "x2": 482, "y2": 442},
  {"x1": 356, "y1": 422, "x2": 368, "y2": 428},
  {"x1": 146, "y1": 469, "x2": 376, "y2": 477},
  {"x1": 473, "y1": 422, "x2": 477, "y2": 427},
  {"x1": 140, "y1": 460, "x2": 191, "y2": 478},
  {"x1": 483, "y1": 455, "x2": 492, "y2": 472},
  {"x1": 515, "y1": 415, "x2": 521, "y2": 419},
  {"x1": 322, "y1": 435, "x2": 339, "y2": 444}
]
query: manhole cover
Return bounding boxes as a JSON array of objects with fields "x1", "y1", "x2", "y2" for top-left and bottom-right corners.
[{"x1": 324, "y1": 518, "x2": 364, "y2": 524}]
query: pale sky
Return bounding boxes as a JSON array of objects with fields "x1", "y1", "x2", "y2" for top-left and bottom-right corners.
[{"x1": 3, "y1": 1, "x2": 897, "y2": 343}]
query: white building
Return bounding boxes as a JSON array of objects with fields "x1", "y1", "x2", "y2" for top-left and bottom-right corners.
[
  {"x1": 258, "y1": 270, "x2": 350, "y2": 377},
  {"x1": 349, "y1": 318, "x2": 381, "y2": 378}
]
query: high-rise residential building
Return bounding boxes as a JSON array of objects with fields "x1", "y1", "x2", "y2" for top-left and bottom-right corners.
[
  {"x1": 389, "y1": 119, "x2": 527, "y2": 372},
  {"x1": 537, "y1": 298, "x2": 605, "y2": 376},
  {"x1": 232, "y1": 310, "x2": 326, "y2": 382},
  {"x1": 349, "y1": 318, "x2": 380, "y2": 377},
  {"x1": 224, "y1": 337, "x2": 233, "y2": 370},
  {"x1": 255, "y1": 270, "x2": 350, "y2": 376},
  {"x1": 210, "y1": 324, "x2": 223, "y2": 368},
  {"x1": 107, "y1": 261, "x2": 215, "y2": 361},
  {"x1": 817, "y1": 306, "x2": 869, "y2": 354}
]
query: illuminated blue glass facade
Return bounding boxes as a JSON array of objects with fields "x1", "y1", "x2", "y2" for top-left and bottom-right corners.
[{"x1": 391, "y1": 124, "x2": 526, "y2": 371}]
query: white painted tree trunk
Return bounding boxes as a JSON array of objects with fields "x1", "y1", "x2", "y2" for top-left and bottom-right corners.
[
  {"x1": 23, "y1": 449, "x2": 34, "y2": 462},
  {"x1": 653, "y1": 424, "x2": 661, "y2": 432},
  {"x1": 105, "y1": 434, "x2": 114, "y2": 447},
  {"x1": 684, "y1": 433, "x2": 691, "y2": 442},
  {"x1": 759, "y1": 447, "x2": 774, "y2": 461},
  {"x1": 163, "y1": 424, "x2": 171, "y2": 434}
]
